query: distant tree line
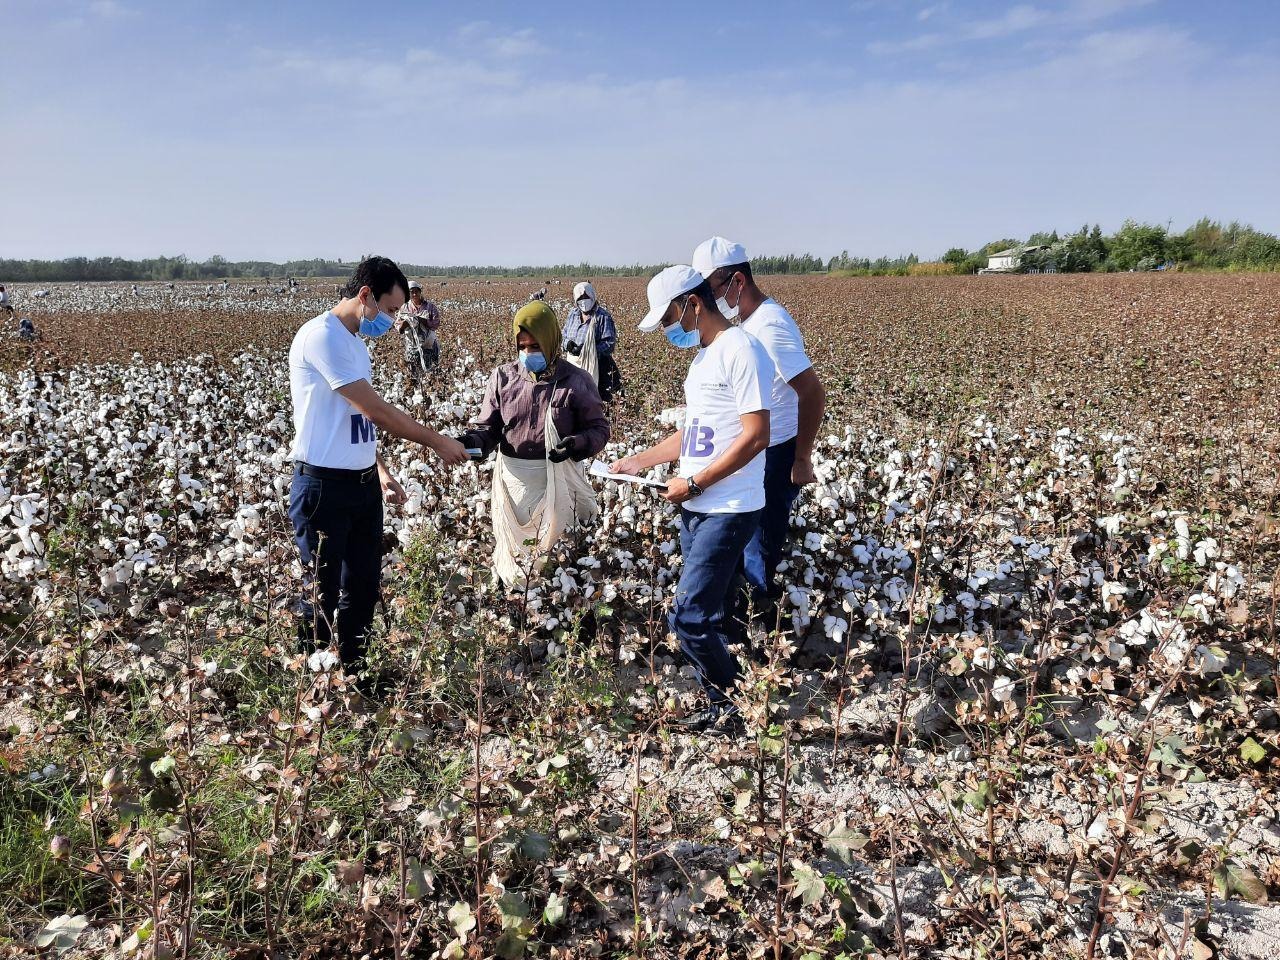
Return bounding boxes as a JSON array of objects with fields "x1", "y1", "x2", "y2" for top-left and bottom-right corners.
[
  {"x1": 2, "y1": 219, "x2": 1277, "y2": 282},
  {"x1": 0, "y1": 252, "x2": 833, "y2": 283},
  {"x1": 934, "y1": 219, "x2": 1280, "y2": 275}
]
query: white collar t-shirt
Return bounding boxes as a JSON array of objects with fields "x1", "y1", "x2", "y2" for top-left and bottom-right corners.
[
  {"x1": 739, "y1": 298, "x2": 812, "y2": 447},
  {"x1": 288, "y1": 311, "x2": 377, "y2": 469},
  {"x1": 679, "y1": 326, "x2": 771, "y2": 514}
]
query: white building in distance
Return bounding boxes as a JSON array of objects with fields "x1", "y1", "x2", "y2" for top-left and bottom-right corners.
[{"x1": 980, "y1": 244, "x2": 1048, "y2": 274}]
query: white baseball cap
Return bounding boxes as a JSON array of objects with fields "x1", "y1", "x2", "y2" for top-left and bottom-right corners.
[
  {"x1": 573, "y1": 281, "x2": 596, "y2": 302},
  {"x1": 408, "y1": 280, "x2": 423, "y2": 291},
  {"x1": 638, "y1": 265, "x2": 702, "y2": 332},
  {"x1": 692, "y1": 236, "x2": 749, "y2": 279}
]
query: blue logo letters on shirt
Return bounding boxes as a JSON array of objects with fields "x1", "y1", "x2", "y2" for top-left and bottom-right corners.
[
  {"x1": 350, "y1": 414, "x2": 376, "y2": 444},
  {"x1": 681, "y1": 418, "x2": 715, "y2": 457}
]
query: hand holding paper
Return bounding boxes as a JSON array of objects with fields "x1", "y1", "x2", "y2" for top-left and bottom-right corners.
[{"x1": 589, "y1": 460, "x2": 669, "y2": 489}]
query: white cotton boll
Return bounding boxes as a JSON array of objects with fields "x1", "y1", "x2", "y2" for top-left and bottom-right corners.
[
  {"x1": 1193, "y1": 538, "x2": 1219, "y2": 567},
  {"x1": 1100, "y1": 581, "x2": 1127, "y2": 612},
  {"x1": 991, "y1": 676, "x2": 1015, "y2": 702},
  {"x1": 1195, "y1": 645, "x2": 1225, "y2": 675},
  {"x1": 822, "y1": 615, "x2": 848, "y2": 641},
  {"x1": 307, "y1": 650, "x2": 340, "y2": 672}
]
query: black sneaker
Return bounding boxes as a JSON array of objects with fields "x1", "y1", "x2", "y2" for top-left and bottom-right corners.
[{"x1": 674, "y1": 703, "x2": 744, "y2": 738}]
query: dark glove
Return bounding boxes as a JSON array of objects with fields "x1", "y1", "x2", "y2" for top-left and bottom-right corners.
[
  {"x1": 547, "y1": 436, "x2": 578, "y2": 463},
  {"x1": 564, "y1": 342, "x2": 581, "y2": 357}
]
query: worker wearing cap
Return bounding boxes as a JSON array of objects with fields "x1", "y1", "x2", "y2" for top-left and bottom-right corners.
[
  {"x1": 610, "y1": 265, "x2": 772, "y2": 735},
  {"x1": 396, "y1": 280, "x2": 441, "y2": 380},
  {"x1": 562, "y1": 281, "x2": 622, "y2": 401},
  {"x1": 692, "y1": 237, "x2": 826, "y2": 617}
]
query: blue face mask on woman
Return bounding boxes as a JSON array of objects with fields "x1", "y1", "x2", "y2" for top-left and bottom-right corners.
[
  {"x1": 359, "y1": 292, "x2": 395, "y2": 338},
  {"x1": 519, "y1": 349, "x2": 547, "y2": 374},
  {"x1": 664, "y1": 298, "x2": 701, "y2": 349}
]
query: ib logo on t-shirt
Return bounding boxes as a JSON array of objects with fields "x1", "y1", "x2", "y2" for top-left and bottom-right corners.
[
  {"x1": 681, "y1": 418, "x2": 715, "y2": 457},
  {"x1": 350, "y1": 414, "x2": 376, "y2": 445}
]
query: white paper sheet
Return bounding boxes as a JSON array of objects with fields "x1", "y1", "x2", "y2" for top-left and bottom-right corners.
[{"x1": 588, "y1": 460, "x2": 670, "y2": 489}]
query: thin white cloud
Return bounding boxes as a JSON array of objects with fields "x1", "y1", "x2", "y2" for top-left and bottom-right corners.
[
  {"x1": 968, "y1": 5, "x2": 1048, "y2": 40},
  {"x1": 870, "y1": 0, "x2": 1156, "y2": 54},
  {"x1": 89, "y1": 0, "x2": 136, "y2": 18}
]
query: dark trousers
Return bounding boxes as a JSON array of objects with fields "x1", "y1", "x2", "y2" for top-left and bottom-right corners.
[
  {"x1": 671, "y1": 507, "x2": 761, "y2": 704},
  {"x1": 598, "y1": 353, "x2": 622, "y2": 402},
  {"x1": 743, "y1": 437, "x2": 801, "y2": 608},
  {"x1": 289, "y1": 466, "x2": 384, "y2": 666}
]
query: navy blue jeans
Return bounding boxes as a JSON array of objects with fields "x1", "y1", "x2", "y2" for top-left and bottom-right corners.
[
  {"x1": 743, "y1": 437, "x2": 801, "y2": 607},
  {"x1": 671, "y1": 507, "x2": 762, "y2": 704},
  {"x1": 289, "y1": 467, "x2": 384, "y2": 666}
]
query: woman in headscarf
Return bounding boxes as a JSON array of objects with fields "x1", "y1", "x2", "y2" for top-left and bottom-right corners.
[
  {"x1": 562, "y1": 281, "x2": 623, "y2": 402},
  {"x1": 456, "y1": 301, "x2": 610, "y2": 589}
]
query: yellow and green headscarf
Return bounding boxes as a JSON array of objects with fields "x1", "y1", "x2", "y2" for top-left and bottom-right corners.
[{"x1": 513, "y1": 300, "x2": 562, "y2": 370}]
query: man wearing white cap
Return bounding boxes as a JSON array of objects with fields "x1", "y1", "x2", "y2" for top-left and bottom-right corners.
[
  {"x1": 692, "y1": 237, "x2": 826, "y2": 616},
  {"x1": 610, "y1": 265, "x2": 772, "y2": 734},
  {"x1": 562, "y1": 281, "x2": 622, "y2": 401}
]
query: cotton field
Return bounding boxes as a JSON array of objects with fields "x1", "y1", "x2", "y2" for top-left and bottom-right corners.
[{"x1": 3, "y1": 274, "x2": 1279, "y2": 959}]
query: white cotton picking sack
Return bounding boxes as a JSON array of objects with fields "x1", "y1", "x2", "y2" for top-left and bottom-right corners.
[
  {"x1": 490, "y1": 405, "x2": 598, "y2": 588},
  {"x1": 565, "y1": 315, "x2": 599, "y2": 385}
]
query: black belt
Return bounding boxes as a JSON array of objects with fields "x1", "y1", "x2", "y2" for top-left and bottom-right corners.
[{"x1": 296, "y1": 462, "x2": 378, "y2": 484}]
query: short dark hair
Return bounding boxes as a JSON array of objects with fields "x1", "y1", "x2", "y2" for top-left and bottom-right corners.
[
  {"x1": 341, "y1": 255, "x2": 410, "y2": 301},
  {"x1": 678, "y1": 280, "x2": 718, "y2": 315},
  {"x1": 721, "y1": 261, "x2": 753, "y2": 283}
]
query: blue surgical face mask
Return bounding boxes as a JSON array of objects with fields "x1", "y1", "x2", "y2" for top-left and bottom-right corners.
[
  {"x1": 663, "y1": 299, "x2": 700, "y2": 349},
  {"x1": 359, "y1": 292, "x2": 395, "y2": 338},
  {"x1": 519, "y1": 349, "x2": 547, "y2": 374}
]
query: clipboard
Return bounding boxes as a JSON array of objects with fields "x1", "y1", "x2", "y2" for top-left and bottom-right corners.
[{"x1": 588, "y1": 460, "x2": 670, "y2": 490}]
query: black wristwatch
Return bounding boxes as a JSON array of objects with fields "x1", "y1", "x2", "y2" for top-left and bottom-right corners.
[{"x1": 685, "y1": 476, "x2": 704, "y2": 497}]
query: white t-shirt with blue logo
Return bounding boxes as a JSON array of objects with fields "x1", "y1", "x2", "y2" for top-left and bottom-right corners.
[
  {"x1": 288, "y1": 311, "x2": 378, "y2": 469},
  {"x1": 679, "y1": 326, "x2": 771, "y2": 514},
  {"x1": 740, "y1": 298, "x2": 812, "y2": 447}
]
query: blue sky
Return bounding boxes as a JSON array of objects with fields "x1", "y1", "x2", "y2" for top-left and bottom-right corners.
[{"x1": 3, "y1": 0, "x2": 1278, "y2": 265}]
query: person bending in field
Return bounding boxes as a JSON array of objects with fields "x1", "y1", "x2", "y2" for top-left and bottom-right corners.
[
  {"x1": 287, "y1": 256, "x2": 468, "y2": 672},
  {"x1": 453, "y1": 301, "x2": 608, "y2": 592}
]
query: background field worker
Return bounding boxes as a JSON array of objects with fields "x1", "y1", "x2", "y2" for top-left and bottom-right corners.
[
  {"x1": 287, "y1": 255, "x2": 467, "y2": 670},
  {"x1": 395, "y1": 280, "x2": 441, "y2": 381},
  {"x1": 562, "y1": 281, "x2": 623, "y2": 402},
  {"x1": 18, "y1": 317, "x2": 36, "y2": 342},
  {"x1": 692, "y1": 237, "x2": 826, "y2": 619},
  {"x1": 455, "y1": 301, "x2": 609, "y2": 590},
  {"x1": 0, "y1": 285, "x2": 12, "y2": 318},
  {"x1": 610, "y1": 265, "x2": 771, "y2": 736}
]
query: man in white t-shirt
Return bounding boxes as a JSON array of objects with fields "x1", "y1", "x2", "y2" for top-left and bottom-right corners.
[
  {"x1": 288, "y1": 255, "x2": 467, "y2": 671},
  {"x1": 611, "y1": 265, "x2": 771, "y2": 735},
  {"x1": 693, "y1": 237, "x2": 827, "y2": 616}
]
